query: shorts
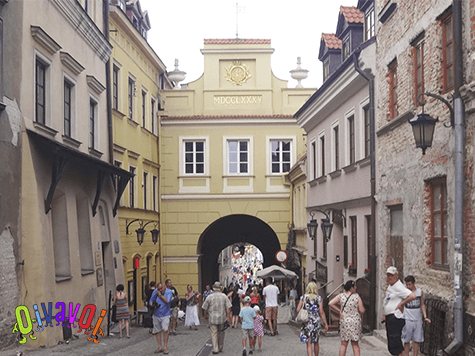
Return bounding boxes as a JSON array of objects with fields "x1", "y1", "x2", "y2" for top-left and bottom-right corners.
[
  {"x1": 242, "y1": 328, "x2": 255, "y2": 339},
  {"x1": 402, "y1": 319, "x2": 424, "y2": 343},
  {"x1": 265, "y1": 306, "x2": 278, "y2": 320},
  {"x1": 170, "y1": 307, "x2": 178, "y2": 318},
  {"x1": 153, "y1": 315, "x2": 170, "y2": 333},
  {"x1": 385, "y1": 314, "x2": 405, "y2": 356}
]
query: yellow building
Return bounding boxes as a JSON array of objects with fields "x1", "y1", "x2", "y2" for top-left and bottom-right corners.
[
  {"x1": 286, "y1": 154, "x2": 309, "y2": 295},
  {"x1": 109, "y1": 0, "x2": 171, "y2": 316},
  {"x1": 18, "y1": 0, "x2": 132, "y2": 346},
  {"x1": 160, "y1": 39, "x2": 315, "y2": 294}
]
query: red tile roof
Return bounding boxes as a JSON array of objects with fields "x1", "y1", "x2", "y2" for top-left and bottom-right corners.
[
  {"x1": 162, "y1": 114, "x2": 293, "y2": 120},
  {"x1": 204, "y1": 39, "x2": 271, "y2": 45},
  {"x1": 340, "y1": 6, "x2": 364, "y2": 24},
  {"x1": 321, "y1": 33, "x2": 342, "y2": 50}
]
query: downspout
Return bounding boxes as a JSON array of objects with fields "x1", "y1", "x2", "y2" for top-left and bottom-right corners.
[
  {"x1": 352, "y1": 49, "x2": 377, "y2": 331},
  {"x1": 104, "y1": 0, "x2": 114, "y2": 164},
  {"x1": 444, "y1": 0, "x2": 464, "y2": 353}
]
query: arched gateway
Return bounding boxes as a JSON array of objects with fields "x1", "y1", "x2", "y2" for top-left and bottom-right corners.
[
  {"x1": 159, "y1": 38, "x2": 315, "y2": 295},
  {"x1": 197, "y1": 214, "x2": 281, "y2": 290}
]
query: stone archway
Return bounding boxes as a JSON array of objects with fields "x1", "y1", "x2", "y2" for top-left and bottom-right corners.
[{"x1": 197, "y1": 214, "x2": 281, "y2": 291}]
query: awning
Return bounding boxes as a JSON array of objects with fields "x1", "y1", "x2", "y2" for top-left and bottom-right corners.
[
  {"x1": 256, "y1": 265, "x2": 298, "y2": 281},
  {"x1": 27, "y1": 129, "x2": 133, "y2": 216}
]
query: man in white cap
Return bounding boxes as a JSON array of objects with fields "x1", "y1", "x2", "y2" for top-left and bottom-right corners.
[
  {"x1": 382, "y1": 266, "x2": 416, "y2": 356},
  {"x1": 202, "y1": 281, "x2": 232, "y2": 354}
]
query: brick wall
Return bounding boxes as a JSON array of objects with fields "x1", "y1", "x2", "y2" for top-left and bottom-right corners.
[{"x1": 375, "y1": 1, "x2": 475, "y2": 353}]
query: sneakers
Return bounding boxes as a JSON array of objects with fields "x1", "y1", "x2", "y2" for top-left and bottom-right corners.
[
  {"x1": 249, "y1": 351, "x2": 253, "y2": 355},
  {"x1": 242, "y1": 350, "x2": 247, "y2": 356}
]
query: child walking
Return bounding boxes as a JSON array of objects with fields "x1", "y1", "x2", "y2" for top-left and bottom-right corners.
[
  {"x1": 239, "y1": 296, "x2": 256, "y2": 356},
  {"x1": 253, "y1": 306, "x2": 264, "y2": 352}
]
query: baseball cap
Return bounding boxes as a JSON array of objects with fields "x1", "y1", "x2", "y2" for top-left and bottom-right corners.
[
  {"x1": 386, "y1": 266, "x2": 398, "y2": 275},
  {"x1": 253, "y1": 306, "x2": 260, "y2": 312},
  {"x1": 243, "y1": 296, "x2": 251, "y2": 302}
]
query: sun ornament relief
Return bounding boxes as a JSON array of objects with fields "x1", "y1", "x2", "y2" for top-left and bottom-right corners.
[{"x1": 225, "y1": 61, "x2": 251, "y2": 86}]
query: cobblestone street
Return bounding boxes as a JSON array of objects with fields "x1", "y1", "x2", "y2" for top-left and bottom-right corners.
[{"x1": 2, "y1": 317, "x2": 391, "y2": 356}]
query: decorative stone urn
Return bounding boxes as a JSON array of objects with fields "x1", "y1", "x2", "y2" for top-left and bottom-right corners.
[
  {"x1": 168, "y1": 58, "x2": 186, "y2": 90},
  {"x1": 290, "y1": 57, "x2": 309, "y2": 88}
]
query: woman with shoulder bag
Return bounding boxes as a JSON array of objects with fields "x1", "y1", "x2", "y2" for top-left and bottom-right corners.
[
  {"x1": 112, "y1": 284, "x2": 130, "y2": 338},
  {"x1": 329, "y1": 280, "x2": 365, "y2": 356},
  {"x1": 184, "y1": 285, "x2": 201, "y2": 330},
  {"x1": 296, "y1": 282, "x2": 328, "y2": 356}
]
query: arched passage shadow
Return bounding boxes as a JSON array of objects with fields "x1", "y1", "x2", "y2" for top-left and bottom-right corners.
[{"x1": 197, "y1": 214, "x2": 281, "y2": 290}]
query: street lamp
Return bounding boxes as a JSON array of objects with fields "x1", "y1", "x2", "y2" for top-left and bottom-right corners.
[
  {"x1": 126, "y1": 219, "x2": 159, "y2": 245},
  {"x1": 307, "y1": 210, "x2": 334, "y2": 242},
  {"x1": 151, "y1": 227, "x2": 160, "y2": 244},
  {"x1": 409, "y1": 93, "x2": 454, "y2": 155}
]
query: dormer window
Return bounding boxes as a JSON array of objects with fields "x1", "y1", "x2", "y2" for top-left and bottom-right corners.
[
  {"x1": 323, "y1": 58, "x2": 330, "y2": 82},
  {"x1": 342, "y1": 38, "x2": 350, "y2": 61},
  {"x1": 364, "y1": 7, "x2": 375, "y2": 41}
]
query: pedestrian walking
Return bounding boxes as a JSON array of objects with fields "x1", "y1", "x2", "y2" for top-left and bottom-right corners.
[
  {"x1": 329, "y1": 280, "x2": 365, "y2": 356},
  {"x1": 202, "y1": 281, "x2": 232, "y2": 354},
  {"x1": 296, "y1": 282, "x2": 328, "y2": 356},
  {"x1": 250, "y1": 287, "x2": 261, "y2": 309},
  {"x1": 262, "y1": 278, "x2": 279, "y2": 336},
  {"x1": 185, "y1": 284, "x2": 201, "y2": 330},
  {"x1": 150, "y1": 282, "x2": 172, "y2": 354},
  {"x1": 203, "y1": 284, "x2": 214, "y2": 322},
  {"x1": 253, "y1": 305, "x2": 264, "y2": 353},
  {"x1": 382, "y1": 267, "x2": 416, "y2": 356},
  {"x1": 165, "y1": 279, "x2": 180, "y2": 336},
  {"x1": 112, "y1": 284, "x2": 130, "y2": 339},
  {"x1": 239, "y1": 296, "x2": 256, "y2": 356},
  {"x1": 401, "y1": 275, "x2": 431, "y2": 356},
  {"x1": 228, "y1": 285, "x2": 242, "y2": 328}
]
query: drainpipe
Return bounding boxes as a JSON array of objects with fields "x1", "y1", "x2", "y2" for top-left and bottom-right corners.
[
  {"x1": 104, "y1": 0, "x2": 114, "y2": 164},
  {"x1": 445, "y1": 0, "x2": 464, "y2": 353},
  {"x1": 352, "y1": 49, "x2": 377, "y2": 331}
]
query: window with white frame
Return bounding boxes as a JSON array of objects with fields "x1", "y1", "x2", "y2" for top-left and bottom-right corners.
[
  {"x1": 347, "y1": 115, "x2": 355, "y2": 165},
  {"x1": 311, "y1": 140, "x2": 317, "y2": 180},
  {"x1": 333, "y1": 125, "x2": 340, "y2": 171},
  {"x1": 270, "y1": 140, "x2": 291, "y2": 174},
  {"x1": 89, "y1": 98, "x2": 97, "y2": 149},
  {"x1": 227, "y1": 140, "x2": 249, "y2": 174},
  {"x1": 128, "y1": 76, "x2": 135, "y2": 120},
  {"x1": 184, "y1": 140, "x2": 205, "y2": 174},
  {"x1": 35, "y1": 56, "x2": 50, "y2": 125},
  {"x1": 151, "y1": 98, "x2": 156, "y2": 134},
  {"x1": 129, "y1": 166, "x2": 136, "y2": 208},
  {"x1": 319, "y1": 135, "x2": 325, "y2": 177},
  {"x1": 63, "y1": 80, "x2": 73, "y2": 137},
  {"x1": 112, "y1": 64, "x2": 119, "y2": 110},
  {"x1": 152, "y1": 175, "x2": 158, "y2": 211},
  {"x1": 142, "y1": 90, "x2": 147, "y2": 128},
  {"x1": 143, "y1": 171, "x2": 148, "y2": 210},
  {"x1": 364, "y1": 7, "x2": 375, "y2": 41}
]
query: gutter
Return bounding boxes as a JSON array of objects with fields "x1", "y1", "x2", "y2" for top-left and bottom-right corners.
[
  {"x1": 104, "y1": 0, "x2": 114, "y2": 165},
  {"x1": 352, "y1": 48, "x2": 377, "y2": 332},
  {"x1": 444, "y1": 0, "x2": 464, "y2": 353}
]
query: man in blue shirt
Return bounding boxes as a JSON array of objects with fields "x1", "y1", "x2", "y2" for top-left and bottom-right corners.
[{"x1": 150, "y1": 282, "x2": 172, "y2": 354}]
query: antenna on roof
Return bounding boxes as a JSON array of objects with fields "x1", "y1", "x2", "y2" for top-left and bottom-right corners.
[{"x1": 235, "y1": 2, "x2": 245, "y2": 38}]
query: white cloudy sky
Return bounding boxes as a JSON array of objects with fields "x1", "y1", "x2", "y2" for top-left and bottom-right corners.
[{"x1": 139, "y1": 0, "x2": 358, "y2": 88}]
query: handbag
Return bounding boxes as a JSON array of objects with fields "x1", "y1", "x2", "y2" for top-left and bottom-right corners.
[{"x1": 295, "y1": 296, "x2": 309, "y2": 324}]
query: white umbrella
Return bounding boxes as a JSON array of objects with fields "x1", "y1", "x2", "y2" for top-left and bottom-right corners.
[{"x1": 256, "y1": 265, "x2": 298, "y2": 281}]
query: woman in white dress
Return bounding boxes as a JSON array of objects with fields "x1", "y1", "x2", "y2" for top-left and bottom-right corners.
[{"x1": 184, "y1": 284, "x2": 201, "y2": 330}]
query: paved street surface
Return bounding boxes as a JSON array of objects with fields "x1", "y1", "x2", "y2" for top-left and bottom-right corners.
[{"x1": 2, "y1": 318, "x2": 391, "y2": 356}]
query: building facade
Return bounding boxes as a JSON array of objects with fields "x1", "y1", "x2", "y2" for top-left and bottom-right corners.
[
  {"x1": 109, "y1": 0, "x2": 170, "y2": 317},
  {"x1": 295, "y1": 1, "x2": 376, "y2": 332},
  {"x1": 1, "y1": 0, "x2": 132, "y2": 348},
  {"x1": 160, "y1": 39, "x2": 315, "y2": 295},
  {"x1": 375, "y1": 0, "x2": 475, "y2": 353}
]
